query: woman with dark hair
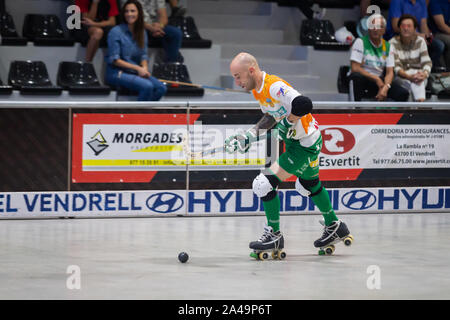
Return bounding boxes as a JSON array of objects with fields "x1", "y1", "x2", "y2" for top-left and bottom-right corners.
[
  {"x1": 389, "y1": 14, "x2": 432, "y2": 101},
  {"x1": 105, "y1": 0, "x2": 167, "y2": 101}
]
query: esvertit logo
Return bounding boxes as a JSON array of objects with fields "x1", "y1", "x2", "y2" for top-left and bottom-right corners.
[
  {"x1": 321, "y1": 127, "x2": 355, "y2": 155},
  {"x1": 87, "y1": 130, "x2": 109, "y2": 156}
]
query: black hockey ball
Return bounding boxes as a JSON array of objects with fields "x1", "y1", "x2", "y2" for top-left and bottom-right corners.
[{"x1": 178, "y1": 252, "x2": 189, "y2": 263}]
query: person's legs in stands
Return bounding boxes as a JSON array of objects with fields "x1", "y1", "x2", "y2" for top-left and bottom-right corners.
[
  {"x1": 114, "y1": 72, "x2": 166, "y2": 101},
  {"x1": 435, "y1": 33, "x2": 450, "y2": 70},
  {"x1": 295, "y1": 0, "x2": 325, "y2": 20},
  {"x1": 410, "y1": 80, "x2": 427, "y2": 102},
  {"x1": 296, "y1": 0, "x2": 315, "y2": 19},
  {"x1": 429, "y1": 37, "x2": 445, "y2": 70},
  {"x1": 161, "y1": 25, "x2": 183, "y2": 62},
  {"x1": 348, "y1": 72, "x2": 378, "y2": 101},
  {"x1": 167, "y1": 0, "x2": 186, "y2": 17},
  {"x1": 387, "y1": 80, "x2": 410, "y2": 101},
  {"x1": 86, "y1": 26, "x2": 104, "y2": 62},
  {"x1": 147, "y1": 76, "x2": 168, "y2": 100}
]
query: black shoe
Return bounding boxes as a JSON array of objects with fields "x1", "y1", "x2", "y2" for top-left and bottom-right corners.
[
  {"x1": 249, "y1": 226, "x2": 284, "y2": 251},
  {"x1": 314, "y1": 220, "x2": 350, "y2": 248}
]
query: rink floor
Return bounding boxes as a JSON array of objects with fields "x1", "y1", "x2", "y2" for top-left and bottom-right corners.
[{"x1": 1, "y1": 212, "x2": 449, "y2": 300}]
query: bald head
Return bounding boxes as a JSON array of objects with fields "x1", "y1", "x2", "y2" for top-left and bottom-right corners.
[
  {"x1": 231, "y1": 52, "x2": 259, "y2": 69},
  {"x1": 230, "y1": 52, "x2": 261, "y2": 91}
]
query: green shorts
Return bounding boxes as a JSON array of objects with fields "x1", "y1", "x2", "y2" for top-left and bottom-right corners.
[{"x1": 277, "y1": 134, "x2": 322, "y2": 180}]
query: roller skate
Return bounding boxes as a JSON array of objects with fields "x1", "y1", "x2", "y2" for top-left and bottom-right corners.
[
  {"x1": 249, "y1": 226, "x2": 286, "y2": 261},
  {"x1": 314, "y1": 220, "x2": 353, "y2": 256}
]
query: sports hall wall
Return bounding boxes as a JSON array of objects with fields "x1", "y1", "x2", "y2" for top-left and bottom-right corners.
[
  {"x1": 1, "y1": 1, "x2": 450, "y2": 218},
  {"x1": 1, "y1": 102, "x2": 450, "y2": 218}
]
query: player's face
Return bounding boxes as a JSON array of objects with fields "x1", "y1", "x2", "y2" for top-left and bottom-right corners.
[
  {"x1": 231, "y1": 65, "x2": 255, "y2": 91},
  {"x1": 124, "y1": 4, "x2": 139, "y2": 25}
]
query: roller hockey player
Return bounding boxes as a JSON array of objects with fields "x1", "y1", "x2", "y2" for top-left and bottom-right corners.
[{"x1": 226, "y1": 52, "x2": 353, "y2": 258}]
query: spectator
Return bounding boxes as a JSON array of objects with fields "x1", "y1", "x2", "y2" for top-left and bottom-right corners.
[
  {"x1": 349, "y1": 14, "x2": 409, "y2": 101},
  {"x1": 390, "y1": 14, "x2": 432, "y2": 101},
  {"x1": 74, "y1": 0, "x2": 119, "y2": 62},
  {"x1": 105, "y1": 0, "x2": 167, "y2": 101},
  {"x1": 385, "y1": 0, "x2": 444, "y2": 69},
  {"x1": 166, "y1": 0, "x2": 186, "y2": 18},
  {"x1": 121, "y1": 0, "x2": 183, "y2": 63},
  {"x1": 428, "y1": 0, "x2": 450, "y2": 69}
]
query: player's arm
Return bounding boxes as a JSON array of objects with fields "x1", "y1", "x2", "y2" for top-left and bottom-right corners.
[
  {"x1": 224, "y1": 113, "x2": 274, "y2": 154},
  {"x1": 247, "y1": 113, "x2": 277, "y2": 137},
  {"x1": 276, "y1": 95, "x2": 313, "y2": 140},
  {"x1": 270, "y1": 81, "x2": 312, "y2": 121},
  {"x1": 268, "y1": 82, "x2": 313, "y2": 139}
]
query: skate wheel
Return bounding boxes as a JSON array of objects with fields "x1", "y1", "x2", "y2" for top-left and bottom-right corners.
[
  {"x1": 271, "y1": 251, "x2": 278, "y2": 260},
  {"x1": 344, "y1": 235, "x2": 354, "y2": 246},
  {"x1": 278, "y1": 251, "x2": 286, "y2": 260},
  {"x1": 259, "y1": 252, "x2": 268, "y2": 260},
  {"x1": 325, "y1": 245, "x2": 335, "y2": 255}
]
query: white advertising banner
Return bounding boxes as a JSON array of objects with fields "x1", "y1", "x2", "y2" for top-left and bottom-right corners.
[
  {"x1": 319, "y1": 125, "x2": 450, "y2": 169},
  {"x1": 81, "y1": 124, "x2": 267, "y2": 170},
  {"x1": 72, "y1": 114, "x2": 268, "y2": 184},
  {"x1": 1, "y1": 187, "x2": 449, "y2": 219}
]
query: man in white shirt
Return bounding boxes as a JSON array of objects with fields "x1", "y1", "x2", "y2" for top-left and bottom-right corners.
[{"x1": 349, "y1": 14, "x2": 409, "y2": 101}]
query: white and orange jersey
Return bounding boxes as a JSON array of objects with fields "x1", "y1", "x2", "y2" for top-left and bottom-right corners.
[{"x1": 252, "y1": 72, "x2": 319, "y2": 145}]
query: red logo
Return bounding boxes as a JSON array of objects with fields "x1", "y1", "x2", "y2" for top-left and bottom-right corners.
[{"x1": 320, "y1": 127, "x2": 355, "y2": 155}]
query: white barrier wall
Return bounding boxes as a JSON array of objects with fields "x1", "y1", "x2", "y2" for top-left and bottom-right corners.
[
  {"x1": 1, "y1": 187, "x2": 449, "y2": 219},
  {"x1": 1, "y1": 101, "x2": 450, "y2": 219}
]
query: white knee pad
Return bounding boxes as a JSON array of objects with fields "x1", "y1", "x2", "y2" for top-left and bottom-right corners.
[
  {"x1": 252, "y1": 173, "x2": 274, "y2": 198},
  {"x1": 295, "y1": 178, "x2": 311, "y2": 197}
]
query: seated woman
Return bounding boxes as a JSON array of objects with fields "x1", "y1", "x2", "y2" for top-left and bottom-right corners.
[
  {"x1": 105, "y1": 0, "x2": 167, "y2": 101},
  {"x1": 390, "y1": 14, "x2": 432, "y2": 102}
]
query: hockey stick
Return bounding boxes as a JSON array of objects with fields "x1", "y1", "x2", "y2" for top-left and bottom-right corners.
[
  {"x1": 182, "y1": 132, "x2": 271, "y2": 161},
  {"x1": 158, "y1": 78, "x2": 250, "y2": 94}
]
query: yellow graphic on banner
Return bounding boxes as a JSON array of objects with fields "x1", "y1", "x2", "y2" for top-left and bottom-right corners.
[
  {"x1": 132, "y1": 145, "x2": 184, "y2": 152},
  {"x1": 83, "y1": 158, "x2": 266, "y2": 166}
]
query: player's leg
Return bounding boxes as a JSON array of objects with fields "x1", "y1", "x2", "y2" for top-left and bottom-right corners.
[
  {"x1": 278, "y1": 137, "x2": 338, "y2": 226},
  {"x1": 280, "y1": 137, "x2": 352, "y2": 249},
  {"x1": 295, "y1": 176, "x2": 338, "y2": 226},
  {"x1": 295, "y1": 174, "x2": 351, "y2": 249},
  {"x1": 250, "y1": 171, "x2": 285, "y2": 251}
]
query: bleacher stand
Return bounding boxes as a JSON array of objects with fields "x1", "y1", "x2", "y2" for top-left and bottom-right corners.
[
  {"x1": 8, "y1": 60, "x2": 62, "y2": 95},
  {"x1": 22, "y1": 14, "x2": 74, "y2": 46},
  {"x1": 116, "y1": 0, "x2": 207, "y2": 97},
  {"x1": 167, "y1": 15, "x2": 211, "y2": 48},
  {"x1": 151, "y1": 49, "x2": 204, "y2": 96},
  {"x1": 57, "y1": 61, "x2": 111, "y2": 95},
  {"x1": 0, "y1": 11, "x2": 27, "y2": 45},
  {"x1": 0, "y1": 76, "x2": 13, "y2": 95},
  {"x1": 300, "y1": 18, "x2": 351, "y2": 50}
]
